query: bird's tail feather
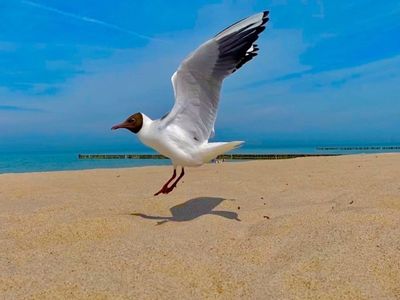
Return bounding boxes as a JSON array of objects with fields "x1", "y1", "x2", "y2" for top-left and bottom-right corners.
[{"x1": 201, "y1": 141, "x2": 244, "y2": 163}]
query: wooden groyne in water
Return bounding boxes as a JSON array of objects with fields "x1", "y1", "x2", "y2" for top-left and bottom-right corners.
[
  {"x1": 317, "y1": 146, "x2": 400, "y2": 151},
  {"x1": 78, "y1": 154, "x2": 339, "y2": 160},
  {"x1": 79, "y1": 154, "x2": 167, "y2": 160}
]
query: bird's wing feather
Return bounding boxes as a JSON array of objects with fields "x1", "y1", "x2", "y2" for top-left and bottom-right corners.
[{"x1": 160, "y1": 11, "x2": 269, "y2": 142}]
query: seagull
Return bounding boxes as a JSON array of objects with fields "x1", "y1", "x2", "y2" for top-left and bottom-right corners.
[{"x1": 112, "y1": 11, "x2": 269, "y2": 196}]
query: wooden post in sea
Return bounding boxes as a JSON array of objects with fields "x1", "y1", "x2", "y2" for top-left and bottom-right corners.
[{"x1": 78, "y1": 153, "x2": 339, "y2": 160}]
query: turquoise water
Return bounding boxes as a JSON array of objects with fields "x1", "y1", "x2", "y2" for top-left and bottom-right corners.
[
  {"x1": 0, "y1": 145, "x2": 399, "y2": 174},
  {"x1": 0, "y1": 151, "x2": 170, "y2": 174}
]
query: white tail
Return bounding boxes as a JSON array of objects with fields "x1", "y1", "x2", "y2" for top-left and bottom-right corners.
[{"x1": 201, "y1": 141, "x2": 244, "y2": 163}]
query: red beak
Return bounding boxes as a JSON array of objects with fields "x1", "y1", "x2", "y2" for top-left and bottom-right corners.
[{"x1": 111, "y1": 123, "x2": 124, "y2": 130}]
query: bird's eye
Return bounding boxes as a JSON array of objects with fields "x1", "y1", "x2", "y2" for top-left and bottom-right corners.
[{"x1": 128, "y1": 118, "x2": 135, "y2": 123}]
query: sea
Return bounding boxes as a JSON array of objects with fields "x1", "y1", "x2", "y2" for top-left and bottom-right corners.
[{"x1": 1, "y1": 145, "x2": 399, "y2": 174}]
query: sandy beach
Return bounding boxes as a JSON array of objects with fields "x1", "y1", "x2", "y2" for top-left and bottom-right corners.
[{"x1": 1, "y1": 154, "x2": 400, "y2": 299}]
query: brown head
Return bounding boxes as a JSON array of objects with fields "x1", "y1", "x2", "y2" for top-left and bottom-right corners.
[{"x1": 111, "y1": 112, "x2": 143, "y2": 134}]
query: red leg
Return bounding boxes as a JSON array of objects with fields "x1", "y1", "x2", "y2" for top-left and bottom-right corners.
[
  {"x1": 154, "y1": 169, "x2": 176, "y2": 196},
  {"x1": 164, "y1": 167, "x2": 185, "y2": 194}
]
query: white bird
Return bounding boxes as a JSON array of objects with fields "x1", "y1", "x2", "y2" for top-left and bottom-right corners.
[{"x1": 112, "y1": 11, "x2": 269, "y2": 195}]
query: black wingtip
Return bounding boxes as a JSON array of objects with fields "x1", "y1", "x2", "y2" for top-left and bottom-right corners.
[
  {"x1": 215, "y1": 10, "x2": 270, "y2": 38},
  {"x1": 262, "y1": 11, "x2": 270, "y2": 25}
]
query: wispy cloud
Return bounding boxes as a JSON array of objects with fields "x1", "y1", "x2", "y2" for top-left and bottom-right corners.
[
  {"x1": 21, "y1": 0, "x2": 161, "y2": 42},
  {"x1": 0, "y1": 41, "x2": 17, "y2": 51},
  {"x1": 313, "y1": 0, "x2": 325, "y2": 18},
  {"x1": 0, "y1": 105, "x2": 45, "y2": 112}
]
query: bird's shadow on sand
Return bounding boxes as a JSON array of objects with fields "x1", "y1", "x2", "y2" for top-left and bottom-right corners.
[{"x1": 131, "y1": 197, "x2": 240, "y2": 225}]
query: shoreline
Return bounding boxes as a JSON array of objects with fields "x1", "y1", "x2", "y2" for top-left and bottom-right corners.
[
  {"x1": 0, "y1": 152, "x2": 397, "y2": 176},
  {"x1": 2, "y1": 149, "x2": 400, "y2": 175},
  {"x1": 0, "y1": 162, "x2": 172, "y2": 176}
]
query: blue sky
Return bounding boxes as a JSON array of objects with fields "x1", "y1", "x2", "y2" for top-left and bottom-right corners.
[{"x1": 0, "y1": 0, "x2": 400, "y2": 152}]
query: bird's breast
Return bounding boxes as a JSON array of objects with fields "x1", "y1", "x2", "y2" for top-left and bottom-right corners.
[{"x1": 138, "y1": 127, "x2": 203, "y2": 167}]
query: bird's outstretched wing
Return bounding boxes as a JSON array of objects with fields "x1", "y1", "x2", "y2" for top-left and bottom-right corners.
[{"x1": 160, "y1": 11, "x2": 269, "y2": 143}]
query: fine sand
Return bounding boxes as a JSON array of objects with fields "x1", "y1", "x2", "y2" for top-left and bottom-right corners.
[{"x1": 1, "y1": 154, "x2": 400, "y2": 299}]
